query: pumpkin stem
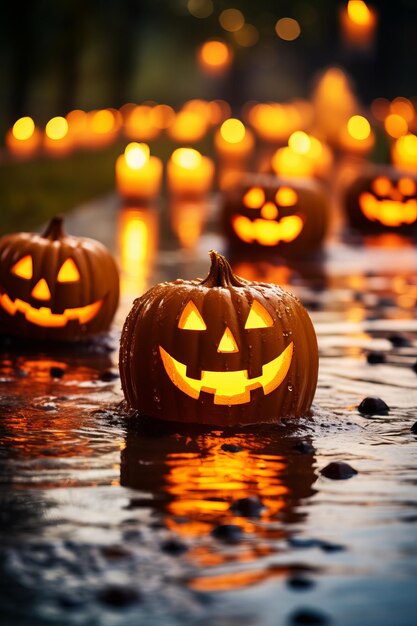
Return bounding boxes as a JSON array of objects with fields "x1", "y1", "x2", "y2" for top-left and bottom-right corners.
[
  {"x1": 201, "y1": 250, "x2": 246, "y2": 288},
  {"x1": 42, "y1": 215, "x2": 65, "y2": 240}
]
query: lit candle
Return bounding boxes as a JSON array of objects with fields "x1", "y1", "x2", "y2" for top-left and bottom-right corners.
[
  {"x1": 214, "y1": 118, "x2": 254, "y2": 166},
  {"x1": 167, "y1": 148, "x2": 214, "y2": 197},
  {"x1": 87, "y1": 108, "x2": 121, "y2": 149},
  {"x1": 338, "y1": 114, "x2": 375, "y2": 155},
  {"x1": 115, "y1": 143, "x2": 163, "y2": 200},
  {"x1": 167, "y1": 109, "x2": 208, "y2": 143},
  {"x1": 312, "y1": 68, "x2": 358, "y2": 144},
  {"x1": 340, "y1": 0, "x2": 377, "y2": 50},
  {"x1": 392, "y1": 134, "x2": 417, "y2": 172},
  {"x1": 248, "y1": 103, "x2": 301, "y2": 144},
  {"x1": 43, "y1": 116, "x2": 73, "y2": 157},
  {"x1": 271, "y1": 132, "x2": 333, "y2": 178},
  {"x1": 6, "y1": 117, "x2": 41, "y2": 159},
  {"x1": 124, "y1": 105, "x2": 160, "y2": 141}
]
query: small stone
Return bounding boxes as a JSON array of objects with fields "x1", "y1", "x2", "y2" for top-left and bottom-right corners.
[
  {"x1": 160, "y1": 538, "x2": 188, "y2": 555},
  {"x1": 366, "y1": 351, "x2": 386, "y2": 365},
  {"x1": 211, "y1": 524, "x2": 243, "y2": 544},
  {"x1": 293, "y1": 442, "x2": 316, "y2": 455},
  {"x1": 221, "y1": 443, "x2": 243, "y2": 453},
  {"x1": 320, "y1": 461, "x2": 358, "y2": 480},
  {"x1": 358, "y1": 396, "x2": 389, "y2": 415},
  {"x1": 100, "y1": 368, "x2": 120, "y2": 382},
  {"x1": 230, "y1": 496, "x2": 264, "y2": 518},
  {"x1": 412, "y1": 360, "x2": 417, "y2": 374},
  {"x1": 290, "y1": 608, "x2": 329, "y2": 625},
  {"x1": 388, "y1": 333, "x2": 410, "y2": 348},
  {"x1": 287, "y1": 577, "x2": 315, "y2": 590},
  {"x1": 122, "y1": 529, "x2": 142, "y2": 542},
  {"x1": 288, "y1": 537, "x2": 344, "y2": 552},
  {"x1": 410, "y1": 421, "x2": 417, "y2": 434},
  {"x1": 101, "y1": 545, "x2": 131, "y2": 559},
  {"x1": 50, "y1": 366, "x2": 65, "y2": 378},
  {"x1": 97, "y1": 585, "x2": 140, "y2": 607}
]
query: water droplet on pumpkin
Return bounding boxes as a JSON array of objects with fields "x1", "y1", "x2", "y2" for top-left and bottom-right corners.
[{"x1": 287, "y1": 385, "x2": 293, "y2": 392}]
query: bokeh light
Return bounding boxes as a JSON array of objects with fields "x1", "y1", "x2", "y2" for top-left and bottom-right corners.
[
  {"x1": 275, "y1": 18, "x2": 301, "y2": 41},
  {"x1": 45, "y1": 116, "x2": 69, "y2": 140},
  {"x1": 124, "y1": 142, "x2": 150, "y2": 169},
  {"x1": 347, "y1": 0, "x2": 372, "y2": 26},
  {"x1": 172, "y1": 147, "x2": 202, "y2": 169},
  {"x1": 12, "y1": 117, "x2": 35, "y2": 141},
  {"x1": 187, "y1": 0, "x2": 213, "y2": 19},
  {"x1": 347, "y1": 115, "x2": 371, "y2": 140},
  {"x1": 219, "y1": 8, "x2": 244, "y2": 32},
  {"x1": 220, "y1": 119, "x2": 246, "y2": 144},
  {"x1": 384, "y1": 113, "x2": 408, "y2": 139}
]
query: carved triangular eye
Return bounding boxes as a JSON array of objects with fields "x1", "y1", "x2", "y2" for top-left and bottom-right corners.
[
  {"x1": 245, "y1": 300, "x2": 274, "y2": 329},
  {"x1": 12, "y1": 255, "x2": 33, "y2": 279},
  {"x1": 57, "y1": 258, "x2": 80, "y2": 282},
  {"x1": 178, "y1": 301, "x2": 207, "y2": 330}
]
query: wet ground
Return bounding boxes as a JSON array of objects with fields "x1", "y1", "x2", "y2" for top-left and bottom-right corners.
[{"x1": 1, "y1": 194, "x2": 417, "y2": 626}]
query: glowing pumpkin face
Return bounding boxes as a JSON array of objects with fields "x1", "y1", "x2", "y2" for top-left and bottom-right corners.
[
  {"x1": 0, "y1": 216, "x2": 120, "y2": 341},
  {"x1": 344, "y1": 168, "x2": 417, "y2": 235},
  {"x1": 120, "y1": 251, "x2": 318, "y2": 426},
  {"x1": 223, "y1": 174, "x2": 329, "y2": 255}
]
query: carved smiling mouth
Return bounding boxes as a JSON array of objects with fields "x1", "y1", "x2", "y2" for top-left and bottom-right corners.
[
  {"x1": 232, "y1": 214, "x2": 304, "y2": 245},
  {"x1": 159, "y1": 342, "x2": 293, "y2": 405},
  {"x1": 0, "y1": 292, "x2": 102, "y2": 328},
  {"x1": 359, "y1": 192, "x2": 417, "y2": 227}
]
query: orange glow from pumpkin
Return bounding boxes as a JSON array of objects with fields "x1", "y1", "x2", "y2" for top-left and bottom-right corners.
[
  {"x1": 159, "y1": 342, "x2": 293, "y2": 405},
  {"x1": 276, "y1": 187, "x2": 298, "y2": 206},
  {"x1": 31, "y1": 279, "x2": 51, "y2": 301},
  {"x1": 372, "y1": 177, "x2": 392, "y2": 196},
  {"x1": 232, "y1": 214, "x2": 304, "y2": 246},
  {"x1": 244, "y1": 300, "x2": 274, "y2": 329},
  {"x1": 359, "y1": 192, "x2": 417, "y2": 227},
  {"x1": 260, "y1": 202, "x2": 279, "y2": 220},
  {"x1": 398, "y1": 177, "x2": 416, "y2": 196},
  {"x1": 57, "y1": 259, "x2": 80, "y2": 282},
  {"x1": 243, "y1": 187, "x2": 265, "y2": 209},
  {"x1": 0, "y1": 292, "x2": 102, "y2": 327},
  {"x1": 12, "y1": 255, "x2": 33, "y2": 279},
  {"x1": 178, "y1": 301, "x2": 207, "y2": 330},
  {"x1": 217, "y1": 326, "x2": 239, "y2": 353}
]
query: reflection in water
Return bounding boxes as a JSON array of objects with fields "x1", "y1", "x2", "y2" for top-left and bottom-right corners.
[
  {"x1": 169, "y1": 197, "x2": 209, "y2": 250},
  {"x1": 117, "y1": 206, "x2": 159, "y2": 298},
  {"x1": 121, "y1": 427, "x2": 316, "y2": 591}
]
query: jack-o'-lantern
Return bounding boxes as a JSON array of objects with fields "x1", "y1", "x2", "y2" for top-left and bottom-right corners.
[
  {"x1": 344, "y1": 167, "x2": 417, "y2": 235},
  {"x1": 0, "y1": 216, "x2": 120, "y2": 341},
  {"x1": 222, "y1": 174, "x2": 329, "y2": 255},
  {"x1": 120, "y1": 250, "x2": 318, "y2": 426}
]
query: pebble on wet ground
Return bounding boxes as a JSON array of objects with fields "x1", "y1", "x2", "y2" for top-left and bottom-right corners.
[
  {"x1": 221, "y1": 443, "x2": 243, "y2": 453},
  {"x1": 293, "y1": 442, "x2": 316, "y2": 455},
  {"x1": 97, "y1": 585, "x2": 140, "y2": 608},
  {"x1": 366, "y1": 351, "x2": 386, "y2": 365},
  {"x1": 99, "y1": 368, "x2": 120, "y2": 382},
  {"x1": 410, "y1": 422, "x2": 417, "y2": 434},
  {"x1": 286, "y1": 577, "x2": 316, "y2": 590},
  {"x1": 388, "y1": 333, "x2": 411, "y2": 348},
  {"x1": 211, "y1": 524, "x2": 243, "y2": 544},
  {"x1": 230, "y1": 496, "x2": 265, "y2": 518},
  {"x1": 320, "y1": 461, "x2": 358, "y2": 480},
  {"x1": 289, "y1": 608, "x2": 329, "y2": 625},
  {"x1": 50, "y1": 366, "x2": 65, "y2": 378},
  {"x1": 288, "y1": 537, "x2": 345, "y2": 552},
  {"x1": 160, "y1": 538, "x2": 188, "y2": 555},
  {"x1": 358, "y1": 396, "x2": 390, "y2": 415},
  {"x1": 412, "y1": 360, "x2": 417, "y2": 374}
]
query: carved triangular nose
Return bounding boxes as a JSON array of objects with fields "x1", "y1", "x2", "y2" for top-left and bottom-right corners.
[
  {"x1": 217, "y1": 326, "x2": 239, "y2": 353},
  {"x1": 31, "y1": 278, "x2": 51, "y2": 301}
]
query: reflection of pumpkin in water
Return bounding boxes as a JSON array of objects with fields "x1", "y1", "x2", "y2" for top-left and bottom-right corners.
[
  {"x1": 121, "y1": 427, "x2": 316, "y2": 591},
  {"x1": 223, "y1": 174, "x2": 329, "y2": 255},
  {"x1": 120, "y1": 251, "x2": 318, "y2": 426},
  {"x1": 344, "y1": 167, "x2": 417, "y2": 235},
  {"x1": 0, "y1": 216, "x2": 120, "y2": 341}
]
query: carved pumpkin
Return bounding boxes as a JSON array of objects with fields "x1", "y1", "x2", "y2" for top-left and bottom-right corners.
[
  {"x1": 120, "y1": 250, "x2": 318, "y2": 426},
  {"x1": 222, "y1": 174, "x2": 329, "y2": 255},
  {"x1": 0, "y1": 216, "x2": 120, "y2": 341},
  {"x1": 344, "y1": 167, "x2": 417, "y2": 235}
]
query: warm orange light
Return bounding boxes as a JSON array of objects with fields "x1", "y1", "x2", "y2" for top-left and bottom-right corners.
[
  {"x1": 390, "y1": 97, "x2": 415, "y2": 123},
  {"x1": 398, "y1": 177, "x2": 416, "y2": 196},
  {"x1": 347, "y1": 0, "x2": 372, "y2": 25},
  {"x1": 45, "y1": 116, "x2": 68, "y2": 140},
  {"x1": 172, "y1": 148, "x2": 202, "y2": 170},
  {"x1": 232, "y1": 214, "x2": 304, "y2": 245},
  {"x1": 124, "y1": 142, "x2": 150, "y2": 169},
  {"x1": 275, "y1": 17, "x2": 301, "y2": 41},
  {"x1": 168, "y1": 110, "x2": 207, "y2": 143},
  {"x1": 31, "y1": 279, "x2": 51, "y2": 301},
  {"x1": 219, "y1": 8, "x2": 244, "y2": 32},
  {"x1": 392, "y1": 134, "x2": 417, "y2": 171},
  {"x1": 359, "y1": 192, "x2": 417, "y2": 226},
  {"x1": 243, "y1": 187, "x2": 265, "y2": 209},
  {"x1": 159, "y1": 342, "x2": 293, "y2": 405},
  {"x1": 372, "y1": 177, "x2": 391, "y2": 196},
  {"x1": 217, "y1": 327, "x2": 239, "y2": 353},
  {"x1": 384, "y1": 114, "x2": 408, "y2": 139},
  {"x1": 272, "y1": 147, "x2": 314, "y2": 178},
  {"x1": 57, "y1": 258, "x2": 80, "y2": 282},
  {"x1": 0, "y1": 292, "x2": 101, "y2": 327},
  {"x1": 198, "y1": 40, "x2": 232, "y2": 75},
  {"x1": 276, "y1": 187, "x2": 298, "y2": 207},
  {"x1": 260, "y1": 202, "x2": 279, "y2": 220},
  {"x1": 220, "y1": 119, "x2": 246, "y2": 144},
  {"x1": 12, "y1": 117, "x2": 35, "y2": 141},
  {"x1": 244, "y1": 300, "x2": 274, "y2": 329},
  {"x1": 178, "y1": 301, "x2": 207, "y2": 330},
  {"x1": 187, "y1": 0, "x2": 213, "y2": 18},
  {"x1": 248, "y1": 103, "x2": 301, "y2": 143},
  {"x1": 12, "y1": 255, "x2": 33, "y2": 279},
  {"x1": 233, "y1": 24, "x2": 259, "y2": 47},
  {"x1": 288, "y1": 130, "x2": 311, "y2": 155},
  {"x1": 347, "y1": 115, "x2": 371, "y2": 140},
  {"x1": 90, "y1": 109, "x2": 115, "y2": 134},
  {"x1": 124, "y1": 105, "x2": 160, "y2": 141},
  {"x1": 150, "y1": 104, "x2": 175, "y2": 129}
]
